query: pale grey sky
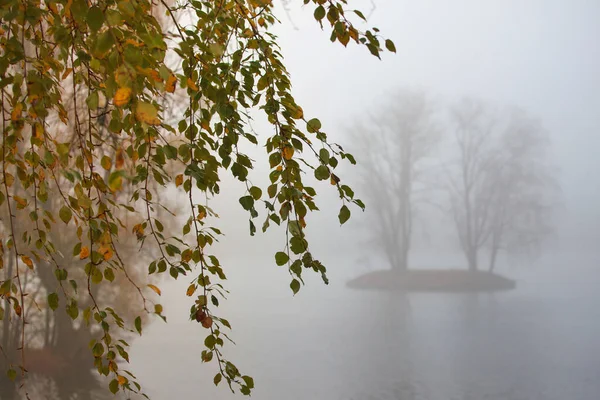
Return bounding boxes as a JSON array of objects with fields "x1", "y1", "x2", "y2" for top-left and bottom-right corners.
[{"x1": 268, "y1": 0, "x2": 600, "y2": 250}]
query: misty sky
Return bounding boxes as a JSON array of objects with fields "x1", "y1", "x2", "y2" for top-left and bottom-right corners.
[{"x1": 266, "y1": 0, "x2": 599, "y2": 250}]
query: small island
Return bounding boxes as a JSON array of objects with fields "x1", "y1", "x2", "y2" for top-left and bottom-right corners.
[{"x1": 347, "y1": 269, "x2": 516, "y2": 292}]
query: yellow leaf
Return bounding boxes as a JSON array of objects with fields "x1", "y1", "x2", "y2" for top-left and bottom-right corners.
[
  {"x1": 165, "y1": 74, "x2": 177, "y2": 93},
  {"x1": 113, "y1": 87, "x2": 132, "y2": 107},
  {"x1": 117, "y1": 375, "x2": 127, "y2": 385},
  {"x1": 79, "y1": 246, "x2": 90, "y2": 260},
  {"x1": 135, "y1": 102, "x2": 161, "y2": 125},
  {"x1": 101, "y1": 156, "x2": 112, "y2": 171},
  {"x1": 291, "y1": 106, "x2": 304, "y2": 119},
  {"x1": 11, "y1": 103, "x2": 23, "y2": 121},
  {"x1": 13, "y1": 196, "x2": 27, "y2": 209},
  {"x1": 282, "y1": 147, "x2": 294, "y2": 160},
  {"x1": 34, "y1": 123, "x2": 44, "y2": 140},
  {"x1": 186, "y1": 78, "x2": 198, "y2": 92},
  {"x1": 5, "y1": 173, "x2": 14, "y2": 187},
  {"x1": 186, "y1": 284, "x2": 196, "y2": 297},
  {"x1": 21, "y1": 256, "x2": 33, "y2": 269},
  {"x1": 147, "y1": 284, "x2": 161, "y2": 296},
  {"x1": 197, "y1": 209, "x2": 206, "y2": 220},
  {"x1": 175, "y1": 174, "x2": 183, "y2": 187},
  {"x1": 181, "y1": 249, "x2": 192, "y2": 263}
]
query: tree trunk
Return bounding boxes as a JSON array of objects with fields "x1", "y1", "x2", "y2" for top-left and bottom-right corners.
[
  {"x1": 467, "y1": 247, "x2": 478, "y2": 272},
  {"x1": 488, "y1": 246, "x2": 498, "y2": 272}
]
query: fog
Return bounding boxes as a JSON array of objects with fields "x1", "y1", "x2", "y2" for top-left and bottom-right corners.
[{"x1": 3, "y1": 1, "x2": 600, "y2": 399}]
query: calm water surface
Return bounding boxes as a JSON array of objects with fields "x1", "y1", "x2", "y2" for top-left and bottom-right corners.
[{"x1": 126, "y1": 251, "x2": 600, "y2": 400}]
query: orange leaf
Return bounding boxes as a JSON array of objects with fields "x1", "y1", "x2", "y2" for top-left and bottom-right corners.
[
  {"x1": 13, "y1": 196, "x2": 27, "y2": 209},
  {"x1": 61, "y1": 68, "x2": 73, "y2": 80},
  {"x1": 21, "y1": 256, "x2": 33, "y2": 269},
  {"x1": 79, "y1": 246, "x2": 90, "y2": 260},
  {"x1": 147, "y1": 284, "x2": 161, "y2": 296},
  {"x1": 117, "y1": 375, "x2": 127, "y2": 385},
  {"x1": 175, "y1": 174, "x2": 183, "y2": 187},
  {"x1": 99, "y1": 245, "x2": 113, "y2": 261},
  {"x1": 186, "y1": 284, "x2": 196, "y2": 297},
  {"x1": 165, "y1": 74, "x2": 177, "y2": 93},
  {"x1": 11, "y1": 103, "x2": 23, "y2": 121},
  {"x1": 282, "y1": 146, "x2": 294, "y2": 160},
  {"x1": 115, "y1": 148, "x2": 125, "y2": 169},
  {"x1": 132, "y1": 224, "x2": 144, "y2": 239},
  {"x1": 113, "y1": 87, "x2": 132, "y2": 107},
  {"x1": 186, "y1": 78, "x2": 198, "y2": 92}
]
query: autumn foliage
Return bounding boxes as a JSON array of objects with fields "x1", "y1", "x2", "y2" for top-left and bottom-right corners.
[{"x1": 0, "y1": 0, "x2": 393, "y2": 396}]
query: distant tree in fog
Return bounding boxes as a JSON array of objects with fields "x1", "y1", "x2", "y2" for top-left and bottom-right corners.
[
  {"x1": 349, "y1": 89, "x2": 438, "y2": 270},
  {"x1": 446, "y1": 99, "x2": 557, "y2": 272}
]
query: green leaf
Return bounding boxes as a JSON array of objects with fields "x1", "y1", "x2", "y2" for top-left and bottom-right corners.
[
  {"x1": 108, "y1": 170, "x2": 125, "y2": 192},
  {"x1": 204, "y1": 334, "x2": 216, "y2": 349},
  {"x1": 86, "y1": 91, "x2": 99, "y2": 110},
  {"x1": 354, "y1": 9, "x2": 366, "y2": 20},
  {"x1": 109, "y1": 379, "x2": 119, "y2": 394},
  {"x1": 314, "y1": 6, "x2": 325, "y2": 20},
  {"x1": 91, "y1": 267, "x2": 103, "y2": 284},
  {"x1": 59, "y1": 206, "x2": 72, "y2": 224},
  {"x1": 134, "y1": 316, "x2": 142, "y2": 335},
  {"x1": 214, "y1": 373, "x2": 222, "y2": 386},
  {"x1": 249, "y1": 186, "x2": 262, "y2": 200},
  {"x1": 239, "y1": 195, "x2": 254, "y2": 211},
  {"x1": 6, "y1": 368, "x2": 16, "y2": 381},
  {"x1": 290, "y1": 279, "x2": 301, "y2": 295},
  {"x1": 66, "y1": 300, "x2": 79, "y2": 320},
  {"x1": 242, "y1": 375, "x2": 254, "y2": 389},
  {"x1": 92, "y1": 342, "x2": 104, "y2": 357},
  {"x1": 307, "y1": 118, "x2": 322, "y2": 133},
  {"x1": 338, "y1": 205, "x2": 351, "y2": 225},
  {"x1": 275, "y1": 252, "x2": 289, "y2": 266},
  {"x1": 47, "y1": 292, "x2": 59, "y2": 311},
  {"x1": 319, "y1": 148, "x2": 330, "y2": 164},
  {"x1": 385, "y1": 39, "x2": 397, "y2": 53},
  {"x1": 163, "y1": 144, "x2": 177, "y2": 160},
  {"x1": 314, "y1": 165, "x2": 329, "y2": 181},
  {"x1": 288, "y1": 220, "x2": 302, "y2": 237}
]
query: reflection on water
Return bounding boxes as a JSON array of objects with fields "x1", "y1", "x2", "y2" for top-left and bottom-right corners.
[
  {"x1": 5, "y1": 253, "x2": 600, "y2": 399},
  {"x1": 128, "y1": 252, "x2": 600, "y2": 400}
]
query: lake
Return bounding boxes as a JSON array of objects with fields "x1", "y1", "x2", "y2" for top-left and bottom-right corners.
[{"x1": 124, "y1": 250, "x2": 600, "y2": 400}]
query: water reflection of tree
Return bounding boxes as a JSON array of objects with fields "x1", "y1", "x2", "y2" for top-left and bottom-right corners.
[{"x1": 348, "y1": 292, "x2": 422, "y2": 400}]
